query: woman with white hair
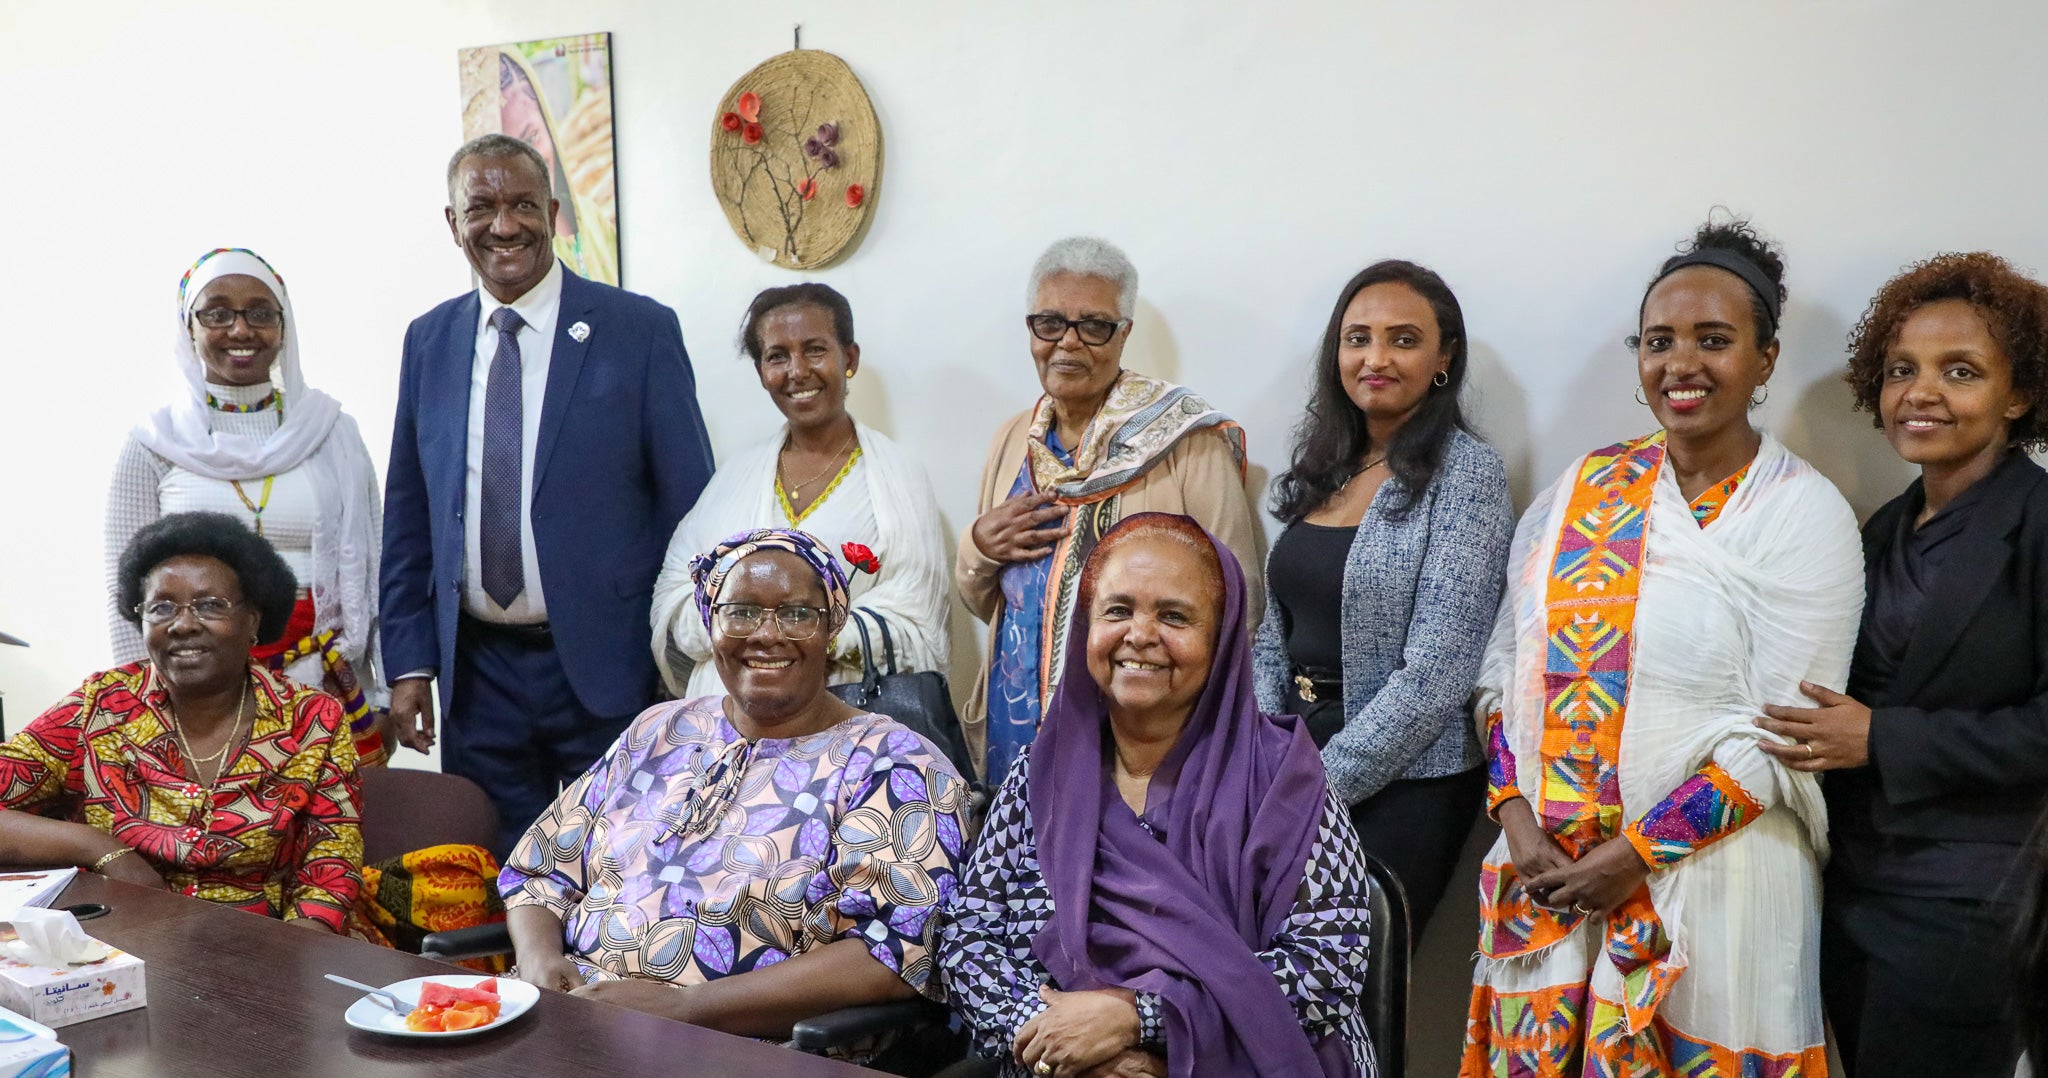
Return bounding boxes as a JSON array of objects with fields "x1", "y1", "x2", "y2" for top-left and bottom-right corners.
[
  {"x1": 105, "y1": 248, "x2": 389, "y2": 765},
  {"x1": 958, "y1": 236, "x2": 1263, "y2": 785}
]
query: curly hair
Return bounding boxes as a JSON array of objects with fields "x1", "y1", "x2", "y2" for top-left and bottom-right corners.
[
  {"x1": 1270, "y1": 260, "x2": 1474, "y2": 523},
  {"x1": 1844, "y1": 251, "x2": 2048, "y2": 450},
  {"x1": 1631, "y1": 215, "x2": 1788, "y2": 348},
  {"x1": 116, "y1": 511, "x2": 300, "y2": 645}
]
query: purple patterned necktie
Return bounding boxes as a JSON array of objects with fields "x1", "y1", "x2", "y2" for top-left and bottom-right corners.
[{"x1": 480, "y1": 306, "x2": 526, "y2": 609}]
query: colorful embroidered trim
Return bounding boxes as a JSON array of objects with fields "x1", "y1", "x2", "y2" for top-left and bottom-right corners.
[
  {"x1": 1622, "y1": 762, "x2": 1764, "y2": 870},
  {"x1": 179, "y1": 247, "x2": 286, "y2": 310},
  {"x1": 267, "y1": 628, "x2": 385, "y2": 767},
  {"x1": 1484, "y1": 708, "x2": 1521, "y2": 814},
  {"x1": 1460, "y1": 981, "x2": 1589, "y2": 1077},
  {"x1": 1537, "y1": 434, "x2": 1665, "y2": 851},
  {"x1": 776, "y1": 446, "x2": 863, "y2": 527},
  {"x1": 1686, "y1": 464, "x2": 1750, "y2": 528},
  {"x1": 205, "y1": 391, "x2": 278, "y2": 413}
]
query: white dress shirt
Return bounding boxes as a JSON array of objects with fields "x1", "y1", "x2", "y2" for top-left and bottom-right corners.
[{"x1": 461, "y1": 258, "x2": 562, "y2": 623}]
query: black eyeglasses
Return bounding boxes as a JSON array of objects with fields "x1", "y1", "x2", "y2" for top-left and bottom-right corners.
[
  {"x1": 1026, "y1": 314, "x2": 1128, "y2": 346},
  {"x1": 135, "y1": 597, "x2": 240, "y2": 624},
  {"x1": 192, "y1": 306, "x2": 283, "y2": 329}
]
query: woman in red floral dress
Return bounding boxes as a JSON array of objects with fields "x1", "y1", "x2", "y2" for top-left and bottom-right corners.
[{"x1": 0, "y1": 511, "x2": 366, "y2": 935}]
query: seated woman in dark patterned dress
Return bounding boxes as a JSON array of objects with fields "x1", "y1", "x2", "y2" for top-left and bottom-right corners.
[{"x1": 942, "y1": 513, "x2": 1376, "y2": 1078}]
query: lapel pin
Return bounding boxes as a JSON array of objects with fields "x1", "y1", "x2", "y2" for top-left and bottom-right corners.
[{"x1": 568, "y1": 321, "x2": 591, "y2": 343}]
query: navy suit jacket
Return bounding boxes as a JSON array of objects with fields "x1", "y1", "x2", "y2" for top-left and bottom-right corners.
[{"x1": 380, "y1": 268, "x2": 714, "y2": 719}]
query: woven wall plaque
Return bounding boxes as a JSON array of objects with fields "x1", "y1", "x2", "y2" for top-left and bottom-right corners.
[{"x1": 710, "y1": 49, "x2": 881, "y2": 270}]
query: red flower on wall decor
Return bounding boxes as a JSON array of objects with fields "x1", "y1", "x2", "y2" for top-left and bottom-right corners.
[
  {"x1": 721, "y1": 112, "x2": 742, "y2": 132},
  {"x1": 796, "y1": 177, "x2": 818, "y2": 201},
  {"x1": 742, "y1": 122, "x2": 764, "y2": 145},
  {"x1": 842, "y1": 542, "x2": 881, "y2": 575},
  {"x1": 845, "y1": 184, "x2": 864, "y2": 208},
  {"x1": 737, "y1": 92, "x2": 761, "y2": 123}
]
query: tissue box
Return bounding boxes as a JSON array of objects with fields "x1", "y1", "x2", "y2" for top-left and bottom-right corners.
[
  {"x1": 0, "y1": 1006, "x2": 67, "y2": 1077},
  {"x1": 0, "y1": 943, "x2": 143, "y2": 1029}
]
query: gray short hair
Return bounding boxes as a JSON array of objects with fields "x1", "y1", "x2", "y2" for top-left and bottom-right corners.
[
  {"x1": 445, "y1": 133, "x2": 549, "y2": 203},
  {"x1": 1028, "y1": 236, "x2": 1138, "y2": 318}
]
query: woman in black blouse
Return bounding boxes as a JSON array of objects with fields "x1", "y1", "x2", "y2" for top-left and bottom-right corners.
[{"x1": 1755, "y1": 252, "x2": 2048, "y2": 1077}]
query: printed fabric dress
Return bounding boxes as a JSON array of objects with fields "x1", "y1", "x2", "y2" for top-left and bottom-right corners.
[
  {"x1": 499, "y1": 697, "x2": 970, "y2": 1009},
  {"x1": 0, "y1": 662, "x2": 366, "y2": 934},
  {"x1": 1462, "y1": 433, "x2": 1863, "y2": 1076},
  {"x1": 942, "y1": 747, "x2": 1379, "y2": 1076}
]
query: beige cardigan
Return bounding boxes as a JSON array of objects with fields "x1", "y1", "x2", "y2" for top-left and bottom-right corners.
[{"x1": 954, "y1": 406, "x2": 1266, "y2": 770}]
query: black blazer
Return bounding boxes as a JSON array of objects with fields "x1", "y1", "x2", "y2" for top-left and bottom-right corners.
[{"x1": 1831, "y1": 453, "x2": 2048, "y2": 847}]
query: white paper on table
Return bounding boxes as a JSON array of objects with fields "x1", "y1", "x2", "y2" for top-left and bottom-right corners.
[{"x1": 0, "y1": 870, "x2": 75, "y2": 915}]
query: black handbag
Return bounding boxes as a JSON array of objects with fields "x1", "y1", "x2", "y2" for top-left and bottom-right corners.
[{"x1": 829, "y1": 612, "x2": 979, "y2": 785}]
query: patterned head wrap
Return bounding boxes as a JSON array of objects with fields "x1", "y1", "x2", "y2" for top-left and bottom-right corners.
[{"x1": 688, "y1": 528, "x2": 850, "y2": 631}]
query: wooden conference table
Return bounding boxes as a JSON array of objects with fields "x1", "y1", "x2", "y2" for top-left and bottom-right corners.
[{"x1": 47, "y1": 873, "x2": 879, "y2": 1077}]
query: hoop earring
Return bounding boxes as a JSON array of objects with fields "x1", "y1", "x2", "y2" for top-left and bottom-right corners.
[
  {"x1": 1635, "y1": 386, "x2": 1650, "y2": 406},
  {"x1": 1750, "y1": 383, "x2": 1770, "y2": 408},
  {"x1": 1432, "y1": 370, "x2": 1449, "y2": 387}
]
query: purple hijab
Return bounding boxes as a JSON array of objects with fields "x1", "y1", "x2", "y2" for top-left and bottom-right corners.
[{"x1": 1026, "y1": 514, "x2": 1357, "y2": 1077}]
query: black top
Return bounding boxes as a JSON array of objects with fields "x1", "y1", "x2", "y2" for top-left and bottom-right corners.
[
  {"x1": 1834, "y1": 451, "x2": 2048, "y2": 900},
  {"x1": 1852, "y1": 458, "x2": 2003, "y2": 702},
  {"x1": 1269, "y1": 520, "x2": 1355, "y2": 676}
]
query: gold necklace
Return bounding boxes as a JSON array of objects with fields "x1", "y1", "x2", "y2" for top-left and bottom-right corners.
[
  {"x1": 171, "y1": 676, "x2": 251, "y2": 789},
  {"x1": 778, "y1": 428, "x2": 858, "y2": 500}
]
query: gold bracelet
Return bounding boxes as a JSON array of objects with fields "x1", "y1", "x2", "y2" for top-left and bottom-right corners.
[{"x1": 90, "y1": 848, "x2": 133, "y2": 873}]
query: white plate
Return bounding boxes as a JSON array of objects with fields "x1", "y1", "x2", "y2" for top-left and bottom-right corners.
[{"x1": 342, "y1": 975, "x2": 538, "y2": 1038}]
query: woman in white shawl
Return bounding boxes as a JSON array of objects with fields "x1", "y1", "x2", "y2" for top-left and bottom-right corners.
[
  {"x1": 651, "y1": 284, "x2": 950, "y2": 699},
  {"x1": 1462, "y1": 220, "x2": 1862, "y2": 1076},
  {"x1": 105, "y1": 248, "x2": 388, "y2": 765}
]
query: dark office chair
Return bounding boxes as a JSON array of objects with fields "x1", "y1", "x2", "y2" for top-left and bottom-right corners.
[
  {"x1": 358, "y1": 767, "x2": 500, "y2": 865},
  {"x1": 1361, "y1": 855, "x2": 1412, "y2": 1078}
]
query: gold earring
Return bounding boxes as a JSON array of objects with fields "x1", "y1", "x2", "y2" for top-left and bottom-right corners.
[{"x1": 844, "y1": 367, "x2": 856, "y2": 380}]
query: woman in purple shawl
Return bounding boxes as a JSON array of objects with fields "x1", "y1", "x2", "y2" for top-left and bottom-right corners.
[{"x1": 942, "y1": 513, "x2": 1376, "y2": 1077}]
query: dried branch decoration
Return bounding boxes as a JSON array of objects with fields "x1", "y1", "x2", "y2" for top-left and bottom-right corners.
[{"x1": 709, "y1": 50, "x2": 881, "y2": 270}]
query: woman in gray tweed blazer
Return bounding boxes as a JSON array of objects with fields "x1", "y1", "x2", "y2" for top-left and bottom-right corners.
[{"x1": 1254, "y1": 259, "x2": 1514, "y2": 938}]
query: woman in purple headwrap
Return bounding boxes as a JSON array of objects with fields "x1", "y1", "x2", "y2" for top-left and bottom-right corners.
[
  {"x1": 942, "y1": 513, "x2": 1376, "y2": 1077},
  {"x1": 498, "y1": 528, "x2": 969, "y2": 1062}
]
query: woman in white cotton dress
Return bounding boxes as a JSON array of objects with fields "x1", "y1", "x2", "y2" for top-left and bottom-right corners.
[
  {"x1": 1461, "y1": 218, "x2": 1863, "y2": 1076},
  {"x1": 105, "y1": 248, "x2": 389, "y2": 765},
  {"x1": 651, "y1": 284, "x2": 951, "y2": 700}
]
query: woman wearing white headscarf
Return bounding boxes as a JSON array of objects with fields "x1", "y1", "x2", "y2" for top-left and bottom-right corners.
[{"x1": 105, "y1": 248, "x2": 389, "y2": 765}]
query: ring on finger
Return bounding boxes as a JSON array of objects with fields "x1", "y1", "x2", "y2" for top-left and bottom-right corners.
[
  {"x1": 1035, "y1": 1062, "x2": 1054, "y2": 1076},
  {"x1": 1804, "y1": 742, "x2": 1815, "y2": 758}
]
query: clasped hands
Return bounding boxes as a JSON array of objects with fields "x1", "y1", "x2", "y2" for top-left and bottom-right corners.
[
  {"x1": 1014, "y1": 985, "x2": 1162, "y2": 1078},
  {"x1": 1497, "y1": 798, "x2": 1648, "y2": 916}
]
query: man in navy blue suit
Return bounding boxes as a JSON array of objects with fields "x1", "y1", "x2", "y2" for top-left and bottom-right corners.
[{"x1": 381, "y1": 134, "x2": 714, "y2": 853}]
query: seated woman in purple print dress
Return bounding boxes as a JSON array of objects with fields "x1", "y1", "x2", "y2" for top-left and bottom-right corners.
[
  {"x1": 942, "y1": 513, "x2": 1376, "y2": 1078},
  {"x1": 499, "y1": 528, "x2": 969, "y2": 1056}
]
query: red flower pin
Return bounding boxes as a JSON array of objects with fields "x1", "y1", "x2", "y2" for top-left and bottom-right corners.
[
  {"x1": 845, "y1": 184, "x2": 865, "y2": 208},
  {"x1": 720, "y1": 112, "x2": 742, "y2": 132},
  {"x1": 742, "y1": 122, "x2": 764, "y2": 145},
  {"x1": 736, "y1": 92, "x2": 761, "y2": 124},
  {"x1": 842, "y1": 542, "x2": 881, "y2": 575},
  {"x1": 796, "y1": 177, "x2": 819, "y2": 201}
]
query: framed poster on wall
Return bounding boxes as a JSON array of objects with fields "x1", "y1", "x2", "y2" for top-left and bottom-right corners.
[{"x1": 458, "y1": 32, "x2": 620, "y2": 285}]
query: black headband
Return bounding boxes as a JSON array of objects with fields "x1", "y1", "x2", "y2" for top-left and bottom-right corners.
[{"x1": 1647, "y1": 248, "x2": 1782, "y2": 336}]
